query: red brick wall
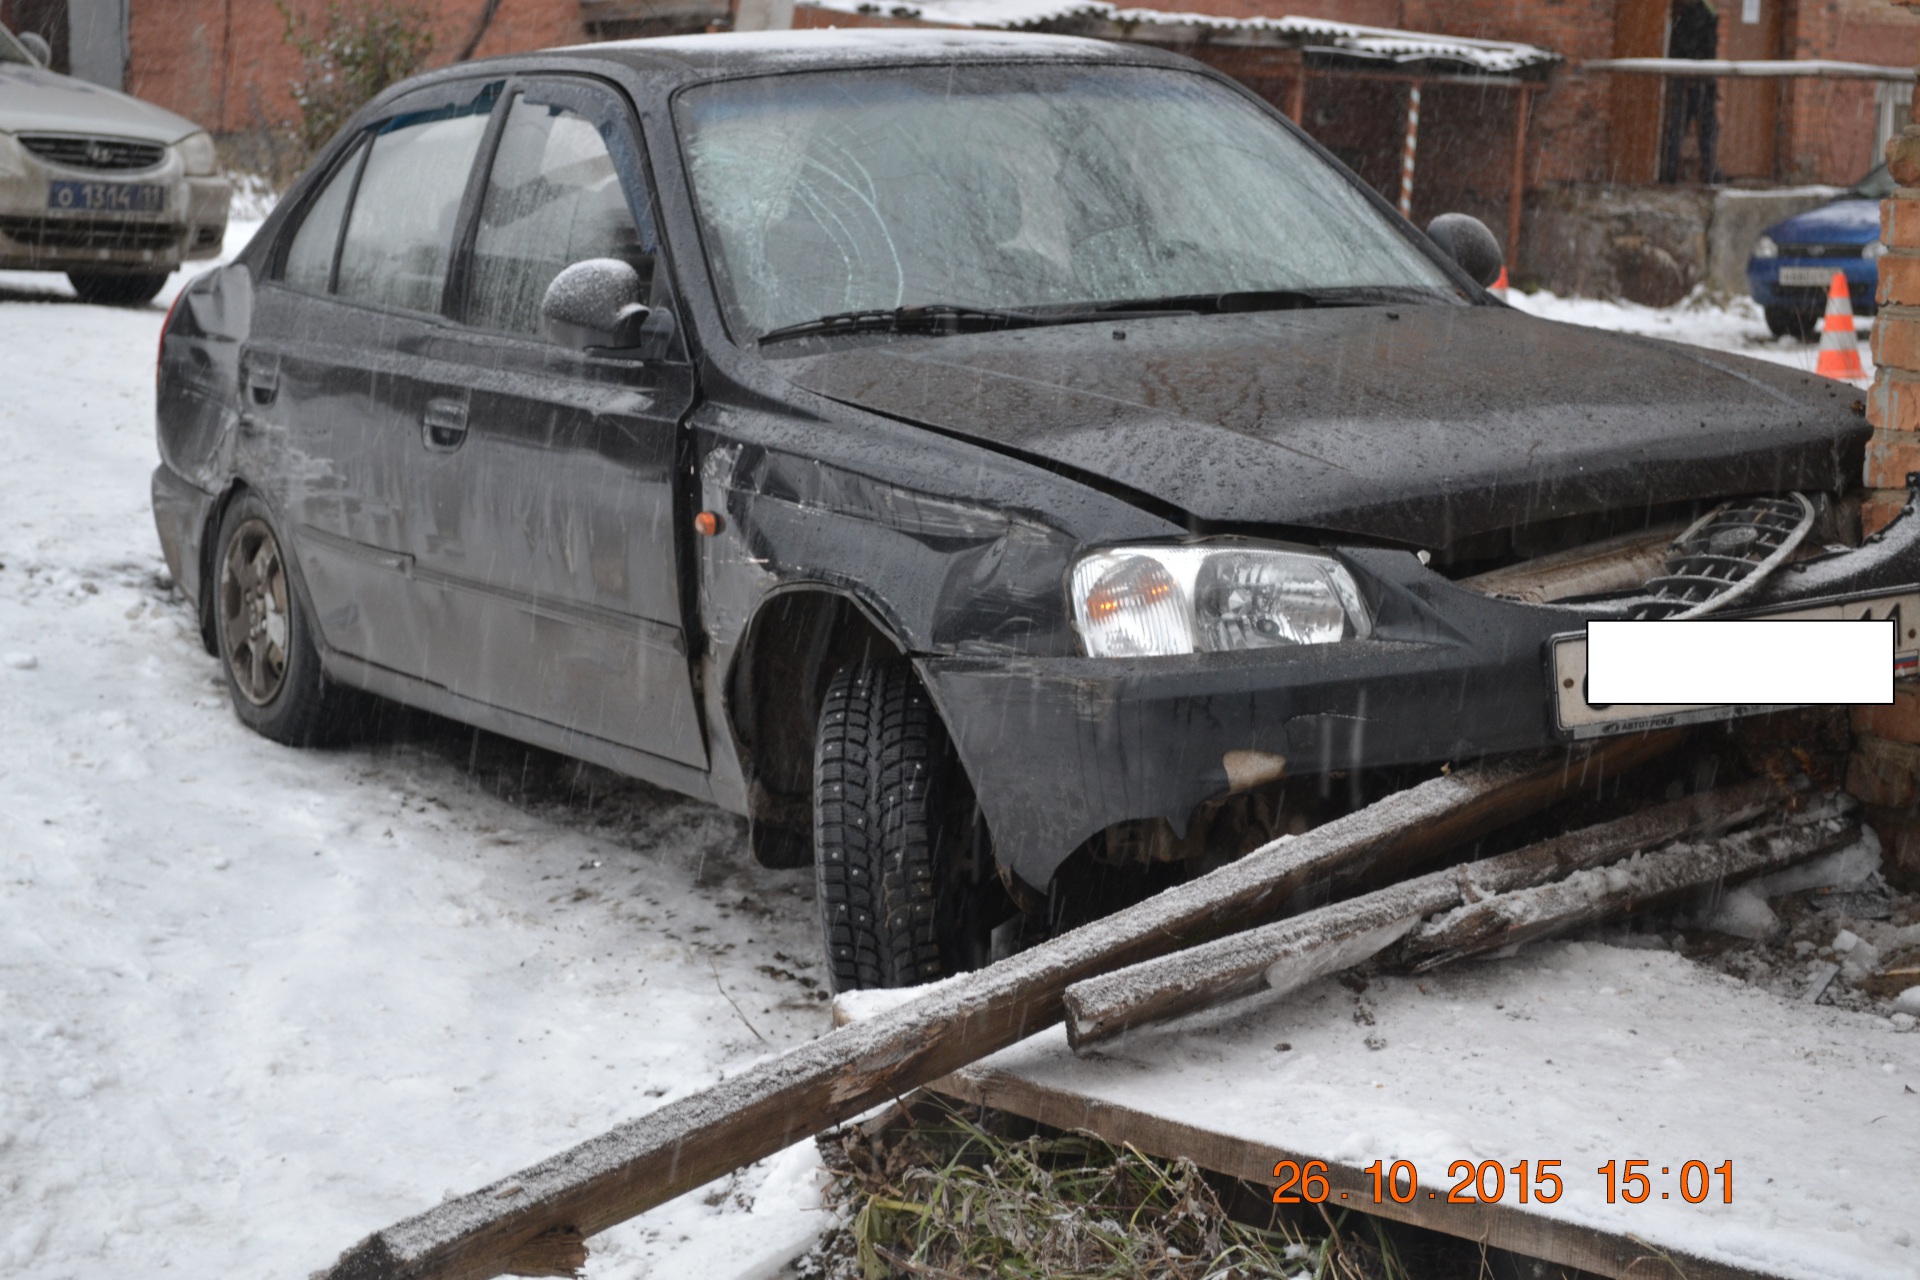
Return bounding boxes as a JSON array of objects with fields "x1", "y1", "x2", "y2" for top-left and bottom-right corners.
[
  {"x1": 1400, "y1": 0, "x2": 1621, "y2": 186},
  {"x1": 126, "y1": 0, "x2": 583, "y2": 135},
  {"x1": 1780, "y1": 0, "x2": 1920, "y2": 184}
]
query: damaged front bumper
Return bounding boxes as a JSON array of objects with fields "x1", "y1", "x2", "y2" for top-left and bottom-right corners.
[{"x1": 921, "y1": 497, "x2": 1920, "y2": 892}]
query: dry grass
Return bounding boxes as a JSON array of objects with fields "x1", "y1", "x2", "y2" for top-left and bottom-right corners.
[{"x1": 805, "y1": 1101, "x2": 1414, "y2": 1280}]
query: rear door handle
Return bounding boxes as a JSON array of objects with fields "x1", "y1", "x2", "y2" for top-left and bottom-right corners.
[
  {"x1": 242, "y1": 351, "x2": 279, "y2": 405},
  {"x1": 422, "y1": 397, "x2": 468, "y2": 451}
]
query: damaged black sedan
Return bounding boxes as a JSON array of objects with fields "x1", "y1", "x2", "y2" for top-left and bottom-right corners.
[{"x1": 153, "y1": 30, "x2": 1920, "y2": 991}]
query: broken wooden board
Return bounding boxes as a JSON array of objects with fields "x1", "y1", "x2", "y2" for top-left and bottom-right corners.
[
  {"x1": 935, "y1": 931, "x2": 1920, "y2": 1280},
  {"x1": 314, "y1": 736, "x2": 1677, "y2": 1280},
  {"x1": 1064, "y1": 780, "x2": 1784, "y2": 1047}
]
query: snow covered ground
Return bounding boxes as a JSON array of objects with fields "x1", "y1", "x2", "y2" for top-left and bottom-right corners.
[
  {"x1": 0, "y1": 226, "x2": 1890, "y2": 1280},
  {"x1": 1, "y1": 231, "x2": 834, "y2": 1279}
]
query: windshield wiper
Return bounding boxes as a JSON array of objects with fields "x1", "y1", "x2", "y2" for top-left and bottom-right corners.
[
  {"x1": 1094, "y1": 286, "x2": 1452, "y2": 314},
  {"x1": 757, "y1": 300, "x2": 1200, "y2": 345},
  {"x1": 759, "y1": 303, "x2": 1052, "y2": 345}
]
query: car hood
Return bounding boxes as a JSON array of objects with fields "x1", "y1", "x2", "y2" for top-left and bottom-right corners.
[
  {"x1": 1768, "y1": 198, "x2": 1880, "y2": 244},
  {"x1": 777, "y1": 305, "x2": 1868, "y2": 548},
  {"x1": 0, "y1": 62, "x2": 201, "y2": 142}
]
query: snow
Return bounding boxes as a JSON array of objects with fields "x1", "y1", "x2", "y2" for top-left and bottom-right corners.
[
  {"x1": 0, "y1": 228, "x2": 832, "y2": 1278},
  {"x1": 960, "y1": 939, "x2": 1920, "y2": 1280},
  {"x1": 0, "y1": 195, "x2": 1896, "y2": 1278},
  {"x1": 1506, "y1": 286, "x2": 1876, "y2": 387},
  {"x1": 791, "y1": 0, "x2": 1558, "y2": 73}
]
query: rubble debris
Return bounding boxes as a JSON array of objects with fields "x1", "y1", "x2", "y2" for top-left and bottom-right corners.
[
  {"x1": 1062, "y1": 779, "x2": 1779, "y2": 1048},
  {"x1": 314, "y1": 737, "x2": 1672, "y2": 1280}
]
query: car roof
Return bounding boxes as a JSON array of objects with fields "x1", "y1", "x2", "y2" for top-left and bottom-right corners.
[{"x1": 509, "y1": 28, "x2": 1193, "y2": 83}]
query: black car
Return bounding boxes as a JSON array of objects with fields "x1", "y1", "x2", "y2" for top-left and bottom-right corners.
[{"x1": 153, "y1": 30, "x2": 1919, "y2": 991}]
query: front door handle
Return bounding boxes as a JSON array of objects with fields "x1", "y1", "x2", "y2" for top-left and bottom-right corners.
[
  {"x1": 242, "y1": 351, "x2": 279, "y2": 405},
  {"x1": 422, "y1": 397, "x2": 468, "y2": 451}
]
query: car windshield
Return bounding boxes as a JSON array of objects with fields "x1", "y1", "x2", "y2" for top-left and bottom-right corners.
[
  {"x1": 0, "y1": 25, "x2": 34, "y2": 64},
  {"x1": 676, "y1": 64, "x2": 1459, "y2": 341},
  {"x1": 1850, "y1": 162, "x2": 1895, "y2": 201}
]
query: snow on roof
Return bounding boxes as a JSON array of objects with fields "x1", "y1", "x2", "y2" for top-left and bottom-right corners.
[{"x1": 797, "y1": 1, "x2": 1560, "y2": 75}]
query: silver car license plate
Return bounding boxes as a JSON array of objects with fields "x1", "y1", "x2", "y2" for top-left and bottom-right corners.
[
  {"x1": 1550, "y1": 590, "x2": 1920, "y2": 739},
  {"x1": 1778, "y1": 265, "x2": 1840, "y2": 288},
  {"x1": 47, "y1": 180, "x2": 165, "y2": 213}
]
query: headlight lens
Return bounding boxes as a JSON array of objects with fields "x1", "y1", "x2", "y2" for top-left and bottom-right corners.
[
  {"x1": 1865, "y1": 239, "x2": 1886, "y2": 260},
  {"x1": 1752, "y1": 235, "x2": 1779, "y2": 259},
  {"x1": 177, "y1": 131, "x2": 218, "y2": 176},
  {"x1": 1070, "y1": 543, "x2": 1372, "y2": 658}
]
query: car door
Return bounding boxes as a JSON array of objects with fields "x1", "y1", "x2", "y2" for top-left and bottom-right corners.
[
  {"x1": 406, "y1": 76, "x2": 707, "y2": 767},
  {"x1": 243, "y1": 79, "x2": 502, "y2": 683}
]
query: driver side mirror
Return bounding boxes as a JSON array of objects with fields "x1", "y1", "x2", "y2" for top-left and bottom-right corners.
[
  {"x1": 18, "y1": 31, "x2": 52, "y2": 66},
  {"x1": 540, "y1": 258, "x2": 651, "y2": 351},
  {"x1": 1425, "y1": 213, "x2": 1505, "y2": 288}
]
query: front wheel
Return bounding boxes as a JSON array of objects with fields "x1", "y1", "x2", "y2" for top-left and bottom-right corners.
[
  {"x1": 213, "y1": 493, "x2": 361, "y2": 745},
  {"x1": 67, "y1": 271, "x2": 168, "y2": 307},
  {"x1": 813, "y1": 659, "x2": 1003, "y2": 991}
]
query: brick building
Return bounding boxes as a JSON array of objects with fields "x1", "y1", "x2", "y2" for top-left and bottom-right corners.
[{"x1": 6, "y1": 1, "x2": 1910, "y2": 193}]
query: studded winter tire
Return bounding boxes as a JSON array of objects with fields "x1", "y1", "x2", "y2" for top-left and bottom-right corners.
[{"x1": 812, "y1": 658, "x2": 999, "y2": 991}]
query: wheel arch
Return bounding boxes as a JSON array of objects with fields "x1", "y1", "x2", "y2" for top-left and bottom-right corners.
[
  {"x1": 723, "y1": 582, "x2": 909, "y2": 832},
  {"x1": 194, "y1": 477, "x2": 255, "y2": 655}
]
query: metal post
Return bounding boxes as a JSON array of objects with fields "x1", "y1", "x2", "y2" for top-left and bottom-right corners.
[
  {"x1": 1398, "y1": 82, "x2": 1421, "y2": 219},
  {"x1": 1288, "y1": 72, "x2": 1306, "y2": 124}
]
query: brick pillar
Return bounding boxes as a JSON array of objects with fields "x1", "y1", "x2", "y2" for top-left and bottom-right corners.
[{"x1": 1854, "y1": 28, "x2": 1920, "y2": 889}]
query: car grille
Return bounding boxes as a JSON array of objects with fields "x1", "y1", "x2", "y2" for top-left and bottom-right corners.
[
  {"x1": 0, "y1": 216, "x2": 182, "y2": 251},
  {"x1": 1777, "y1": 242, "x2": 1864, "y2": 260},
  {"x1": 1630, "y1": 494, "x2": 1816, "y2": 620},
  {"x1": 18, "y1": 134, "x2": 167, "y2": 172}
]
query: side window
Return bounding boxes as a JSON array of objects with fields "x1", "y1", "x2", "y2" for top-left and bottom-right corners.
[
  {"x1": 335, "y1": 106, "x2": 492, "y2": 313},
  {"x1": 280, "y1": 140, "x2": 364, "y2": 294},
  {"x1": 465, "y1": 96, "x2": 648, "y2": 337}
]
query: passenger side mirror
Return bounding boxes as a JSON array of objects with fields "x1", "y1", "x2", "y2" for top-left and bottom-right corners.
[
  {"x1": 540, "y1": 258, "x2": 651, "y2": 351},
  {"x1": 1425, "y1": 213, "x2": 1505, "y2": 288},
  {"x1": 18, "y1": 31, "x2": 52, "y2": 66}
]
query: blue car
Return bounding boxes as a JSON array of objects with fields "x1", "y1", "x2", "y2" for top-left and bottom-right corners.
[{"x1": 1749, "y1": 163, "x2": 1891, "y2": 339}]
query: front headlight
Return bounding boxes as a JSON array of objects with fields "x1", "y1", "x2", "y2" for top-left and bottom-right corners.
[
  {"x1": 176, "y1": 131, "x2": 218, "y2": 176},
  {"x1": 1865, "y1": 239, "x2": 1886, "y2": 260},
  {"x1": 0, "y1": 132, "x2": 22, "y2": 180},
  {"x1": 1752, "y1": 235, "x2": 1779, "y2": 259},
  {"x1": 1070, "y1": 543, "x2": 1372, "y2": 658}
]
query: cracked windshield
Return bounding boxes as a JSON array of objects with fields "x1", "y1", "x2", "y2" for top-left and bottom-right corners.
[{"x1": 679, "y1": 65, "x2": 1457, "y2": 339}]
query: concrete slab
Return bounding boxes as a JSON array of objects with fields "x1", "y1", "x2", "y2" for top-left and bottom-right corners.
[{"x1": 935, "y1": 940, "x2": 1920, "y2": 1280}]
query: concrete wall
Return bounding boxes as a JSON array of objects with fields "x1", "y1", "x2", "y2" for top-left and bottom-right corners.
[{"x1": 1705, "y1": 184, "x2": 1846, "y2": 292}]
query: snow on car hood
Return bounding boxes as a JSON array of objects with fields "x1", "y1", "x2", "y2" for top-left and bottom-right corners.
[
  {"x1": 1767, "y1": 197, "x2": 1880, "y2": 245},
  {"x1": 0, "y1": 62, "x2": 201, "y2": 142},
  {"x1": 780, "y1": 304, "x2": 1869, "y2": 547}
]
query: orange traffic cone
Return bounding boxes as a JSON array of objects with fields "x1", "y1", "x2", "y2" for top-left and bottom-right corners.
[
  {"x1": 1814, "y1": 270, "x2": 1865, "y2": 382},
  {"x1": 1491, "y1": 265, "x2": 1510, "y2": 300}
]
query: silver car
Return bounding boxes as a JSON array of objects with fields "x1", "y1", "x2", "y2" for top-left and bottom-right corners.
[{"x1": 1, "y1": 22, "x2": 229, "y2": 305}]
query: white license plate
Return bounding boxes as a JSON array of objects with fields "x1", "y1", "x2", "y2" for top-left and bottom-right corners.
[
  {"x1": 1778, "y1": 265, "x2": 1841, "y2": 288},
  {"x1": 1550, "y1": 590, "x2": 1920, "y2": 739}
]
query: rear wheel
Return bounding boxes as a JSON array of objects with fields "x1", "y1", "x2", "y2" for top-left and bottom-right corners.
[
  {"x1": 813, "y1": 658, "x2": 1002, "y2": 991},
  {"x1": 67, "y1": 271, "x2": 168, "y2": 307},
  {"x1": 213, "y1": 493, "x2": 360, "y2": 745},
  {"x1": 1764, "y1": 305, "x2": 1820, "y2": 342}
]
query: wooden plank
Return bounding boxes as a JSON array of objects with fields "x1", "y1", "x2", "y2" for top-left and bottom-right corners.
[
  {"x1": 315, "y1": 734, "x2": 1676, "y2": 1280},
  {"x1": 1063, "y1": 778, "x2": 1779, "y2": 1048},
  {"x1": 930, "y1": 1065, "x2": 1786, "y2": 1280},
  {"x1": 1404, "y1": 803, "x2": 1859, "y2": 969},
  {"x1": 1607, "y1": 0, "x2": 1669, "y2": 185}
]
